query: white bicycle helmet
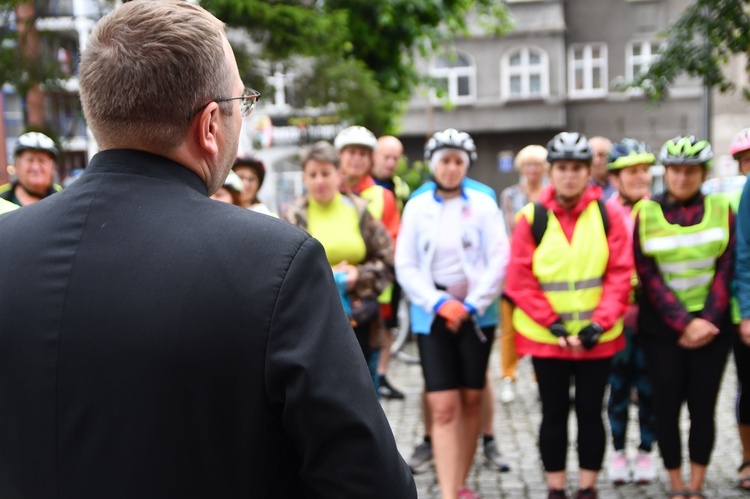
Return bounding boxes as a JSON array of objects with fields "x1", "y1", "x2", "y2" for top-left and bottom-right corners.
[
  {"x1": 423, "y1": 128, "x2": 478, "y2": 166},
  {"x1": 334, "y1": 126, "x2": 377, "y2": 152},
  {"x1": 546, "y1": 132, "x2": 592, "y2": 164},
  {"x1": 14, "y1": 132, "x2": 58, "y2": 161}
]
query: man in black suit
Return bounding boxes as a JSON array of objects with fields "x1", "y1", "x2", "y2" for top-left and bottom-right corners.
[{"x1": 0, "y1": 1, "x2": 415, "y2": 498}]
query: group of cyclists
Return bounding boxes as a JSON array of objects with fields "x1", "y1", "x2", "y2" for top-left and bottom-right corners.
[{"x1": 5, "y1": 123, "x2": 750, "y2": 499}]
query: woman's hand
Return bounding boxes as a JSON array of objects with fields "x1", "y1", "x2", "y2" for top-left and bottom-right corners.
[
  {"x1": 333, "y1": 261, "x2": 359, "y2": 291},
  {"x1": 436, "y1": 300, "x2": 469, "y2": 332},
  {"x1": 679, "y1": 317, "x2": 719, "y2": 349},
  {"x1": 741, "y1": 319, "x2": 750, "y2": 347}
]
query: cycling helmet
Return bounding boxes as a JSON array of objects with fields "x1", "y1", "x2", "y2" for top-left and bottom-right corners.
[
  {"x1": 730, "y1": 128, "x2": 750, "y2": 159},
  {"x1": 223, "y1": 171, "x2": 244, "y2": 194},
  {"x1": 607, "y1": 139, "x2": 655, "y2": 171},
  {"x1": 333, "y1": 126, "x2": 377, "y2": 152},
  {"x1": 423, "y1": 128, "x2": 478, "y2": 166},
  {"x1": 546, "y1": 132, "x2": 592, "y2": 164},
  {"x1": 14, "y1": 132, "x2": 58, "y2": 161},
  {"x1": 659, "y1": 135, "x2": 713, "y2": 167},
  {"x1": 233, "y1": 156, "x2": 266, "y2": 188}
]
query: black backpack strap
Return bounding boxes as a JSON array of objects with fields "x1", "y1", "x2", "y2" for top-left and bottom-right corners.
[
  {"x1": 531, "y1": 201, "x2": 548, "y2": 246},
  {"x1": 596, "y1": 199, "x2": 610, "y2": 235}
]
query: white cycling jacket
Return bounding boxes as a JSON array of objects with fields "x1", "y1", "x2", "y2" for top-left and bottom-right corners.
[{"x1": 395, "y1": 179, "x2": 509, "y2": 334}]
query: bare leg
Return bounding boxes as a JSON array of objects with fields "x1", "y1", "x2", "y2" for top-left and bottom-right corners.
[
  {"x1": 578, "y1": 469, "x2": 599, "y2": 489},
  {"x1": 423, "y1": 390, "x2": 432, "y2": 437},
  {"x1": 480, "y1": 375, "x2": 494, "y2": 436},
  {"x1": 377, "y1": 328, "x2": 393, "y2": 376},
  {"x1": 458, "y1": 388, "x2": 483, "y2": 485},
  {"x1": 739, "y1": 424, "x2": 750, "y2": 484},
  {"x1": 547, "y1": 470, "x2": 566, "y2": 490},
  {"x1": 688, "y1": 462, "x2": 706, "y2": 498},
  {"x1": 667, "y1": 467, "x2": 686, "y2": 496},
  {"x1": 428, "y1": 389, "x2": 463, "y2": 499}
]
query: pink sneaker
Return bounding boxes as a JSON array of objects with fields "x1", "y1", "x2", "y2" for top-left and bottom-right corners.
[
  {"x1": 633, "y1": 450, "x2": 656, "y2": 483},
  {"x1": 608, "y1": 451, "x2": 629, "y2": 484},
  {"x1": 457, "y1": 486, "x2": 480, "y2": 499}
]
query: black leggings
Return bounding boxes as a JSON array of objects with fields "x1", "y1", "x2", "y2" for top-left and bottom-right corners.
[
  {"x1": 642, "y1": 332, "x2": 731, "y2": 469},
  {"x1": 532, "y1": 357, "x2": 613, "y2": 472},
  {"x1": 734, "y1": 330, "x2": 750, "y2": 424}
]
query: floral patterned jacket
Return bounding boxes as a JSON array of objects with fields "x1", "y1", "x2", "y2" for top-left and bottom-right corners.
[{"x1": 284, "y1": 192, "x2": 394, "y2": 300}]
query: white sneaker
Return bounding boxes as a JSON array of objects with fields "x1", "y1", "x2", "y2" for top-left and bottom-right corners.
[
  {"x1": 500, "y1": 377, "x2": 516, "y2": 403},
  {"x1": 633, "y1": 450, "x2": 656, "y2": 483},
  {"x1": 608, "y1": 450, "x2": 630, "y2": 484}
]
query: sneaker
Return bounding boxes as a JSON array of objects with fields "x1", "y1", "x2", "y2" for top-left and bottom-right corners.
[
  {"x1": 608, "y1": 450, "x2": 629, "y2": 484},
  {"x1": 633, "y1": 450, "x2": 656, "y2": 484},
  {"x1": 407, "y1": 441, "x2": 433, "y2": 474},
  {"x1": 499, "y1": 377, "x2": 516, "y2": 403},
  {"x1": 574, "y1": 488, "x2": 598, "y2": 499},
  {"x1": 457, "y1": 486, "x2": 480, "y2": 499},
  {"x1": 548, "y1": 489, "x2": 568, "y2": 499},
  {"x1": 378, "y1": 376, "x2": 405, "y2": 399},
  {"x1": 483, "y1": 440, "x2": 510, "y2": 472}
]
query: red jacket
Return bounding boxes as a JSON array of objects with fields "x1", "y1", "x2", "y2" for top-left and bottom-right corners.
[{"x1": 506, "y1": 185, "x2": 633, "y2": 359}]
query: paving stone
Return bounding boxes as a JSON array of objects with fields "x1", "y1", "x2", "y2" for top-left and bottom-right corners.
[{"x1": 382, "y1": 340, "x2": 744, "y2": 498}]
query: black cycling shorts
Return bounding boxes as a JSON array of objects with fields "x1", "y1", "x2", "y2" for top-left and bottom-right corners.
[{"x1": 417, "y1": 316, "x2": 495, "y2": 392}]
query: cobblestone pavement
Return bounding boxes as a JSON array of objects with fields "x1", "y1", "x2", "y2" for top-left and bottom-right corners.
[{"x1": 381, "y1": 340, "x2": 745, "y2": 499}]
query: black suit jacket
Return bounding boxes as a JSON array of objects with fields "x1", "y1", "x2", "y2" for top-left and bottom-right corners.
[{"x1": 0, "y1": 149, "x2": 415, "y2": 499}]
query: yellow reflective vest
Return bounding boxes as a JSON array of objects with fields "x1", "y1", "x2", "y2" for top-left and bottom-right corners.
[
  {"x1": 638, "y1": 194, "x2": 730, "y2": 312},
  {"x1": 513, "y1": 201, "x2": 623, "y2": 344},
  {"x1": 360, "y1": 184, "x2": 392, "y2": 305}
]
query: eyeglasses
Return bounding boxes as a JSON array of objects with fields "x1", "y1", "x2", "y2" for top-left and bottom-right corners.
[{"x1": 188, "y1": 87, "x2": 261, "y2": 121}]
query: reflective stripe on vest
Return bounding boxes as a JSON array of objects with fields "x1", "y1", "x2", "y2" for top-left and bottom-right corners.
[
  {"x1": 638, "y1": 194, "x2": 729, "y2": 312},
  {"x1": 513, "y1": 201, "x2": 623, "y2": 344}
]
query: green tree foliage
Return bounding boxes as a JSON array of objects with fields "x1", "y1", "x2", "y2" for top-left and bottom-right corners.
[
  {"x1": 205, "y1": 0, "x2": 512, "y2": 134},
  {"x1": 627, "y1": 0, "x2": 750, "y2": 100}
]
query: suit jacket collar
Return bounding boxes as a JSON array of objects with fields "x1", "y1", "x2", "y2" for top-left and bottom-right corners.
[{"x1": 85, "y1": 149, "x2": 208, "y2": 196}]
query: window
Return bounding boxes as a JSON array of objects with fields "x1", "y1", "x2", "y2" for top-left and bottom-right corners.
[
  {"x1": 627, "y1": 41, "x2": 664, "y2": 80},
  {"x1": 501, "y1": 47, "x2": 548, "y2": 100},
  {"x1": 568, "y1": 43, "x2": 608, "y2": 97},
  {"x1": 429, "y1": 51, "x2": 476, "y2": 105}
]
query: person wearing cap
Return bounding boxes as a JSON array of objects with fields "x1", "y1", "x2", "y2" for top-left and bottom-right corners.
[
  {"x1": 232, "y1": 156, "x2": 274, "y2": 215},
  {"x1": 505, "y1": 132, "x2": 632, "y2": 499},
  {"x1": 634, "y1": 136, "x2": 734, "y2": 499},
  {"x1": 334, "y1": 125, "x2": 401, "y2": 394},
  {"x1": 395, "y1": 128, "x2": 508, "y2": 499},
  {"x1": 602, "y1": 140, "x2": 656, "y2": 485},
  {"x1": 727, "y1": 128, "x2": 750, "y2": 490},
  {"x1": 210, "y1": 170, "x2": 244, "y2": 206},
  {"x1": 0, "y1": 132, "x2": 61, "y2": 206}
]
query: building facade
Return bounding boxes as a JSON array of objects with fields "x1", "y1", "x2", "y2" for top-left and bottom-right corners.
[{"x1": 399, "y1": 0, "x2": 704, "y2": 196}]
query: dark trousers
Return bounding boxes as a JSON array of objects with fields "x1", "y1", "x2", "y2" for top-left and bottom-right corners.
[
  {"x1": 533, "y1": 357, "x2": 613, "y2": 472},
  {"x1": 642, "y1": 332, "x2": 731, "y2": 468},
  {"x1": 607, "y1": 326, "x2": 656, "y2": 452},
  {"x1": 734, "y1": 331, "x2": 750, "y2": 424}
]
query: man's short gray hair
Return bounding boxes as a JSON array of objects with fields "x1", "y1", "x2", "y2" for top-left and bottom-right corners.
[{"x1": 79, "y1": 0, "x2": 230, "y2": 151}]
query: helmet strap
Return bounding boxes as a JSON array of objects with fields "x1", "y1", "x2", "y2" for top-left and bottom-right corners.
[{"x1": 432, "y1": 176, "x2": 462, "y2": 195}]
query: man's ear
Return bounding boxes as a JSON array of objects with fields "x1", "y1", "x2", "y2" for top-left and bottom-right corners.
[{"x1": 196, "y1": 102, "x2": 220, "y2": 157}]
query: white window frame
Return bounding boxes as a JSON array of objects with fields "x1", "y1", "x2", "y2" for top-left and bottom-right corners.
[
  {"x1": 429, "y1": 51, "x2": 477, "y2": 105},
  {"x1": 568, "y1": 43, "x2": 608, "y2": 98},
  {"x1": 501, "y1": 47, "x2": 549, "y2": 100},
  {"x1": 626, "y1": 40, "x2": 664, "y2": 81}
]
